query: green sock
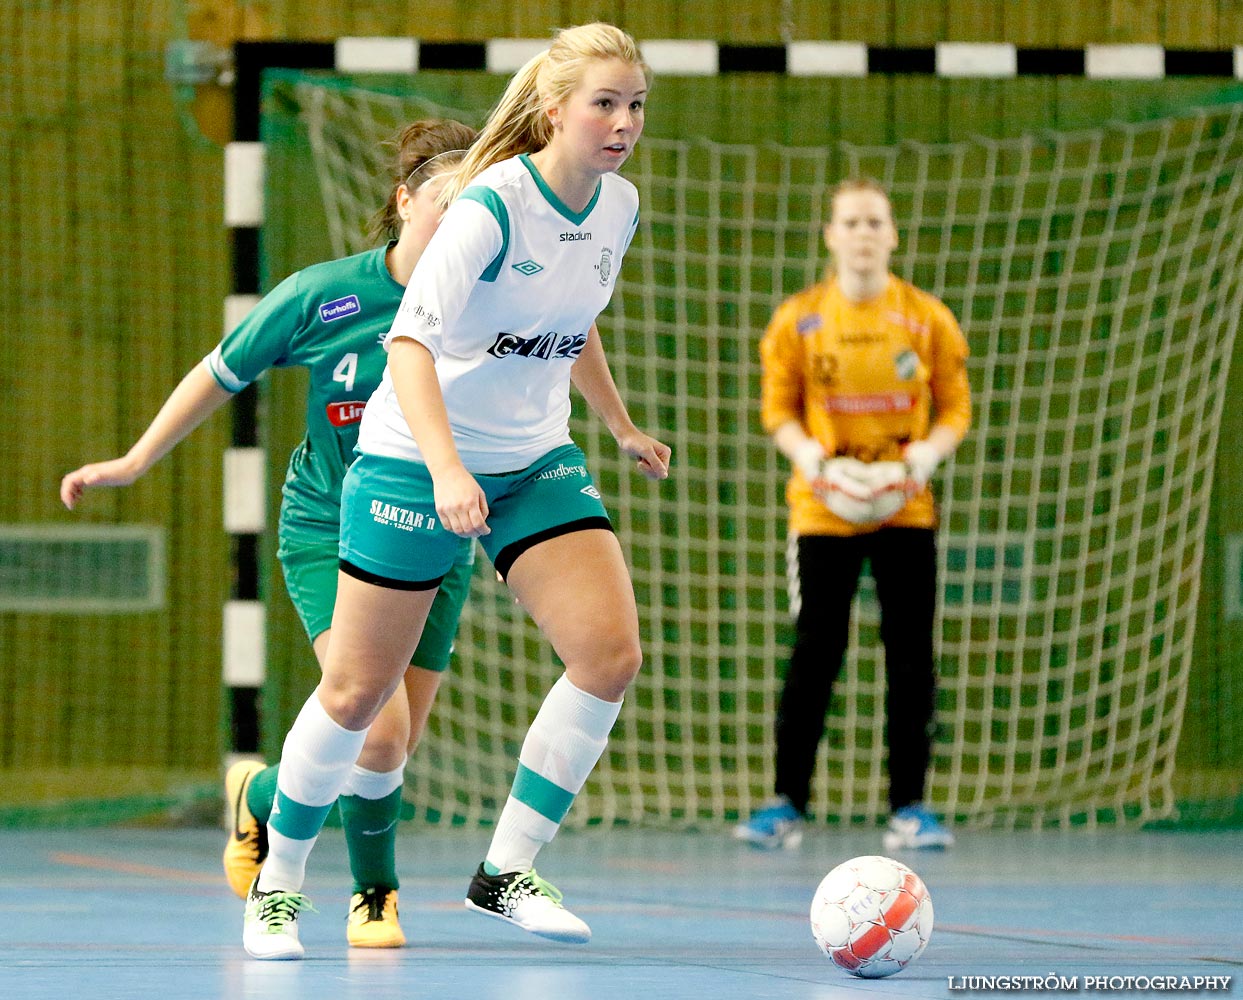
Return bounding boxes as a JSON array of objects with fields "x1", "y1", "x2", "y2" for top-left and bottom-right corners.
[
  {"x1": 245, "y1": 764, "x2": 280, "y2": 824},
  {"x1": 338, "y1": 786, "x2": 402, "y2": 893}
]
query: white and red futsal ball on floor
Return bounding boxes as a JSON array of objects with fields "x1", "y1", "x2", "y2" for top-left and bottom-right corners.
[{"x1": 809, "y1": 855, "x2": 934, "y2": 978}]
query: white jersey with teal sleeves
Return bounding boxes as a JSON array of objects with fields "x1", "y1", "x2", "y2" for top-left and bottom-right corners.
[
  {"x1": 359, "y1": 154, "x2": 640, "y2": 473},
  {"x1": 205, "y1": 245, "x2": 405, "y2": 512}
]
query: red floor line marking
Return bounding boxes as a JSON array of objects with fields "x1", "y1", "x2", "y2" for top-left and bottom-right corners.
[
  {"x1": 49, "y1": 851, "x2": 220, "y2": 884},
  {"x1": 939, "y1": 922, "x2": 1199, "y2": 947}
]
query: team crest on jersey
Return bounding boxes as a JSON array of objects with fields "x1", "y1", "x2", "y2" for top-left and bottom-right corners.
[
  {"x1": 319, "y1": 294, "x2": 360, "y2": 323},
  {"x1": 894, "y1": 349, "x2": 919, "y2": 381},
  {"x1": 594, "y1": 247, "x2": 613, "y2": 286}
]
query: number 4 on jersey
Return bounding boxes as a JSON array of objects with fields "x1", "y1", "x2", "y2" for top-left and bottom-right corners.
[{"x1": 333, "y1": 352, "x2": 358, "y2": 392}]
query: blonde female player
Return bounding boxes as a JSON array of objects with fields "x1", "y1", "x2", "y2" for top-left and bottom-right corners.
[
  {"x1": 240, "y1": 22, "x2": 670, "y2": 960},
  {"x1": 736, "y1": 177, "x2": 971, "y2": 852},
  {"x1": 60, "y1": 119, "x2": 478, "y2": 949}
]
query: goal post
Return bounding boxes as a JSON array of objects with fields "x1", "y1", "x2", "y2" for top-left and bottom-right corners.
[
  {"x1": 268, "y1": 74, "x2": 1243, "y2": 830},
  {"x1": 842, "y1": 113, "x2": 1243, "y2": 826}
]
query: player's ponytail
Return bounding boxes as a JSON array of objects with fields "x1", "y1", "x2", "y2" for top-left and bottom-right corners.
[
  {"x1": 368, "y1": 118, "x2": 478, "y2": 243},
  {"x1": 436, "y1": 52, "x2": 548, "y2": 208}
]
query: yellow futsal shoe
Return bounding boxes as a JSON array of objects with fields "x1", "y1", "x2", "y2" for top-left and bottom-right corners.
[
  {"x1": 347, "y1": 887, "x2": 407, "y2": 948},
  {"x1": 223, "y1": 760, "x2": 269, "y2": 899}
]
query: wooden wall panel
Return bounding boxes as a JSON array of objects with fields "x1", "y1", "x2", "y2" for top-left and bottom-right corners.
[
  {"x1": 345, "y1": 0, "x2": 414, "y2": 37},
  {"x1": 617, "y1": 0, "x2": 678, "y2": 38},
  {"x1": 1002, "y1": 0, "x2": 1061, "y2": 47},
  {"x1": 0, "y1": 4, "x2": 15, "y2": 123},
  {"x1": 891, "y1": 76, "x2": 949, "y2": 142},
  {"x1": 784, "y1": 0, "x2": 845, "y2": 41},
  {"x1": 664, "y1": 2, "x2": 725, "y2": 41},
  {"x1": 1160, "y1": 1, "x2": 1218, "y2": 47},
  {"x1": 1107, "y1": 0, "x2": 1164, "y2": 42},
  {"x1": 235, "y1": 0, "x2": 287, "y2": 36},
  {"x1": 1216, "y1": 0, "x2": 1243, "y2": 46},
  {"x1": 402, "y1": 1, "x2": 457, "y2": 40},
  {"x1": 563, "y1": 2, "x2": 628, "y2": 34},
  {"x1": 178, "y1": 0, "x2": 1238, "y2": 45},
  {"x1": 830, "y1": 78, "x2": 895, "y2": 146},
  {"x1": 998, "y1": 77, "x2": 1062, "y2": 137},
  {"x1": 834, "y1": 1, "x2": 895, "y2": 44},
  {"x1": 2, "y1": 0, "x2": 228, "y2": 798},
  {"x1": 1055, "y1": 0, "x2": 1112, "y2": 45},
  {"x1": 892, "y1": 0, "x2": 948, "y2": 46},
  {"x1": 286, "y1": 0, "x2": 339, "y2": 39},
  {"x1": 449, "y1": 1, "x2": 514, "y2": 40},
  {"x1": 944, "y1": 0, "x2": 1006, "y2": 42},
  {"x1": 943, "y1": 79, "x2": 1008, "y2": 140}
]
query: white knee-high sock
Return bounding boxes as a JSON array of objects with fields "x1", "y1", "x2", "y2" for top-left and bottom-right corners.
[
  {"x1": 258, "y1": 689, "x2": 369, "y2": 892},
  {"x1": 485, "y1": 674, "x2": 622, "y2": 874},
  {"x1": 338, "y1": 762, "x2": 406, "y2": 799}
]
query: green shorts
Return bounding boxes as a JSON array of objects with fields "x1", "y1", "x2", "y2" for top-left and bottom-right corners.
[
  {"x1": 278, "y1": 499, "x2": 475, "y2": 672},
  {"x1": 338, "y1": 443, "x2": 611, "y2": 587}
]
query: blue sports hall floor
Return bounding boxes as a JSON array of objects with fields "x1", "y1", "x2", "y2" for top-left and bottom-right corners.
[{"x1": 0, "y1": 823, "x2": 1238, "y2": 999}]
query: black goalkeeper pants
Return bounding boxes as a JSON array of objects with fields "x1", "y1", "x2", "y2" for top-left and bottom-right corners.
[{"x1": 774, "y1": 528, "x2": 939, "y2": 815}]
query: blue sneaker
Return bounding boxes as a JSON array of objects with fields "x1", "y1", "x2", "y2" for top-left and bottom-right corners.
[
  {"x1": 883, "y1": 804, "x2": 954, "y2": 850},
  {"x1": 733, "y1": 796, "x2": 804, "y2": 849}
]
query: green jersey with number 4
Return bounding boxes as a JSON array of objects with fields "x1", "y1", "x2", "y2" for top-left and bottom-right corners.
[{"x1": 206, "y1": 244, "x2": 402, "y2": 519}]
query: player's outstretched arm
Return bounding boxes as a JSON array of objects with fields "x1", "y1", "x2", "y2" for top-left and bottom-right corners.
[
  {"x1": 60, "y1": 363, "x2": 234, "y2": 509},
  {"x1": 570, "y1": 323, "x2": 671, "y2": 481}
]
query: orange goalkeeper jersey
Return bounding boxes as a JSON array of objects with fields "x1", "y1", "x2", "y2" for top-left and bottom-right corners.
[{"x1": 759, "y1": 274, "x2": 971, "y2": 536}]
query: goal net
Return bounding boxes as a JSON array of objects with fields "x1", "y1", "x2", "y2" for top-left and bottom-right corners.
[{"x1": 288, "y1": 77, "x2": 1243, "y2": 829}]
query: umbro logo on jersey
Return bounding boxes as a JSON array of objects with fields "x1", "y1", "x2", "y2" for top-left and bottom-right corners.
[
  {"x1": 512, "y1": 259, "x2": 544, "y2": 276},
  {"x1": 580, "y1": 485, "x2": 602, "y2": 499},
  {"x1": 319, "y1": 294, "x2": 360, "y2": 322}
]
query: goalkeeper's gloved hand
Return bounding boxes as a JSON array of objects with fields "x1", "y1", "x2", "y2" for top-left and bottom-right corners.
[
  {"x1": 792, "y1": 438, "x2": 828, "y2": 485},
  {"x1": 817, "y1": 457, "x2": 881, "y2": 524},
  {"x1": 902, "y1": 440, "x2": 943, "y2": 490}
]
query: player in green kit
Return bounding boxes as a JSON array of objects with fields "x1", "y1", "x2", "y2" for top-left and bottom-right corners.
[{"x1": 60, "y1": 118, "x2": 478, "y2": 949}]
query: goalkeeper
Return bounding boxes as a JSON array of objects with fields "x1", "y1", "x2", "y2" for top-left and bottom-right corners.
[
  {"x1": 736, "y1": 177, "x2": 971, "y2": 851},
  {"x1": 60, "y1": 119, "x2": 477, "y2": 948}
]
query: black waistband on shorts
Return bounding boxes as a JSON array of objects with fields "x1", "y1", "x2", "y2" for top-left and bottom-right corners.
[
  {"x1": 493, "y1": 516, "x2": 614, "y2": 581},
  {"x1": 339, "y1": 559, "x2": 445, "y2": 592}
]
